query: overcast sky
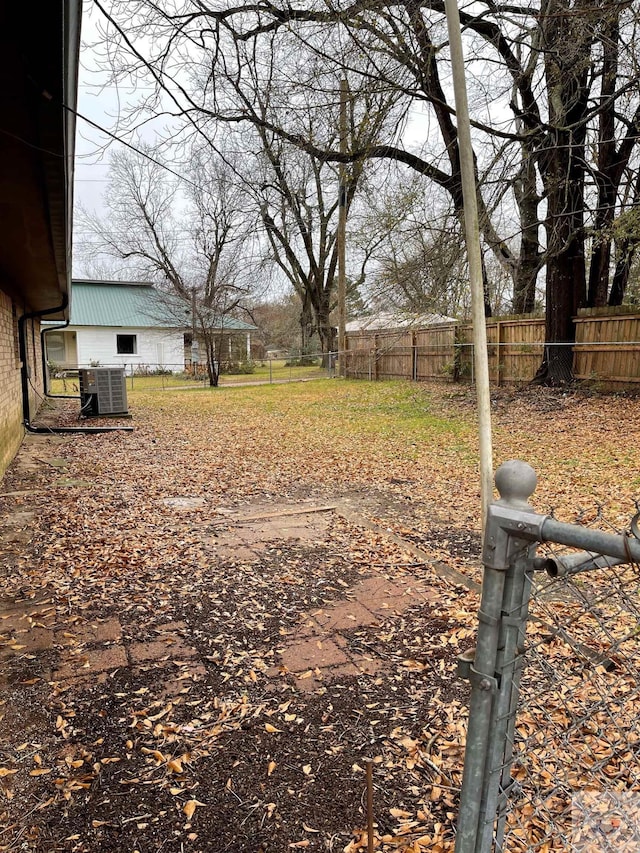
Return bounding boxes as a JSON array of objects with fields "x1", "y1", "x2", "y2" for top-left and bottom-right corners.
[
  {"x1": 71, "y1": 0, "x2": 448, "y2": 286},
  {"x1": 72, "y1": 1, "x2": 434, "y2": 213}
]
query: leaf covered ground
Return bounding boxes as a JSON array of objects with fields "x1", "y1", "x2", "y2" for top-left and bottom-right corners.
[{"x1": 1, "y1": 380, "x2": 639, "y2": 852}]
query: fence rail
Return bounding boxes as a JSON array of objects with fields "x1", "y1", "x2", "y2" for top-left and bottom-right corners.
[
  {"x1": 47, "y1": 355, "x2": 335, "y2": 393},
  {"x1": 456, "y1": 460, "x2": 640, "y2": 852},
  {"x1": 345, "y1": 309, "x2": 640, "y2": 387}
]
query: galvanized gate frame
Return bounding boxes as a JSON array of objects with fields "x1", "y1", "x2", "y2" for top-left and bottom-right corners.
[{"x1": 455, "y1": 460, "x2": 640, "y2": 853}]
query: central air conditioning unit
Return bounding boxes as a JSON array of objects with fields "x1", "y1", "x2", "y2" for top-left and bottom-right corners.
[{"x1": 79, "y1": 368, "x2": 128, "y2": 416}]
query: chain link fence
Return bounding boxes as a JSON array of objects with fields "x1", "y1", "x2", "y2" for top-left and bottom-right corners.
[
  {"x1": 456, "y1": 461, "x2": 640, "y2": 852},
  {"x1": 48, "y1": 353, "x2": 335, "y2": 393}
]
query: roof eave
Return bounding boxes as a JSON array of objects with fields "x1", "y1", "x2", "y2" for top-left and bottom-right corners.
[{"x1": 0, "y1": 0, "x2": 81, "y2": 319}]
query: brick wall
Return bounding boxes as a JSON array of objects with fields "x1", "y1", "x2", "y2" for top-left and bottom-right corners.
[
  {"x1": 0, "y1": 288, "x2": 23, "y2": 478},
  {"x1": 0, "y1": 288, "x2": 44, "y2": 480},
  {"x1": 25, "y1": 309, "x2": 44, "y2": 418}
]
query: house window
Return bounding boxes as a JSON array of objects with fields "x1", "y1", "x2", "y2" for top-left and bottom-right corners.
[
  {"x1": 116, "y1": 334, "x2": 137, "y2": 355},
  {"x1": 46, "y1": 332, "x2": 66, "y2": 364}
]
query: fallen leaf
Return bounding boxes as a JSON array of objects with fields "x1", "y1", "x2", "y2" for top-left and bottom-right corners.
[
  {"x1": 183, "y1": 799, "x2": 205, "y2": 820},
  {"x1": 390, "y1": 807, "x2": 412, "y2": 818},
  {"x1": 183, "y1": 800, "x2": 197, "y2": 820}
]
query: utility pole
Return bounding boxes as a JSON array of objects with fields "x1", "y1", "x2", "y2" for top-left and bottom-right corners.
[
  {"x1": 337, "y1": 76, "x2": 348, "y2": 377},
  {"x1": 443, "y1": 0, "x2": 493, "y2": 531}
]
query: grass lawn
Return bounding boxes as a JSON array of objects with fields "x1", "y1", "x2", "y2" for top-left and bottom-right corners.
[
  {"x1": 123, "y1": 378, "x2": 640, "y2": 524},
  {"x1": 1, "y1": 380, "x2": 639, "y2": 852}
]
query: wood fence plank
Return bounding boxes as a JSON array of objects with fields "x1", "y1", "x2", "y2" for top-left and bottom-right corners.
[{"x1": 345, "y1": 312, "x2": 640, "y2": 387}]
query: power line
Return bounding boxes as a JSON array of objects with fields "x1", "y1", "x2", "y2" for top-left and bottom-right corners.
[{"x1": 62, "y1": 101, "x2": 200, "y2": 191}]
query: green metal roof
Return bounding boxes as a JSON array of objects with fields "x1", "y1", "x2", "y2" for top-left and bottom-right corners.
[{"x1": 69, "y1": 281, "x2": 256, "y2": 331}]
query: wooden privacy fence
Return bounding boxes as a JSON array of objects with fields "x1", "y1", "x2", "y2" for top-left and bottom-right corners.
[
  {"x1": 573, "y1": 308, "x2": 640, "y2": 384},
  {"x1": 345, "y1": 325, "x2": 457, "y2": 381},
  {"x1": 344, "y1": 308, "x2": 640, "y2": 387}
]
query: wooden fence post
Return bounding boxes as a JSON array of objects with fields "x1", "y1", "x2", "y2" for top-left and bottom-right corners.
[
  {"x1": 412, "y1": 331, "x2": 418, "y2": 381},
  {"x1": 374, "y1": 335, "x2": 379, "y2": 381},
  {"x1": 343, "y1": 311, "x2": 640, "y2": 388}
]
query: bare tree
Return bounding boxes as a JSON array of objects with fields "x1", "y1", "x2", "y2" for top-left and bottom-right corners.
[
  {"x1": 72, "y1": 251, "x2": 133, "y2": 282},
  {"x1": 95, "y1": 0, "x2": 640, "y2": 382},
  {"x1": 217, "y1": 57, "x2": 404, "y2": 357},
  {"x1": 79, "y1": 144, "x2": 258, "y2": 385},
  {"x1": 350, "y1": 168, "x2": 465, "y2": 317},
  {"x1": 249, "y1": 291, "x2": 306, "y2": 355},
  {"x1": 255, "y1": 137, "x2": 389, "y2": 357}
]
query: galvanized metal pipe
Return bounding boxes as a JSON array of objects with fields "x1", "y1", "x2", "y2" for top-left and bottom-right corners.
[
  {"x1": 455, "y1": 461, "x2": 539, "y2": 853},
  {"x1": 545, "y1": 551, "x2": 627, "y2": 578},
  {"x1": 455, "y1": 564, "x2": 508, "y2": 853},
  {"x1": 542, "y1": 518, "x2": 640, "y2": 564},
  {"x1": 480, "y1": 549, "x2": 534, "y2": 853}
]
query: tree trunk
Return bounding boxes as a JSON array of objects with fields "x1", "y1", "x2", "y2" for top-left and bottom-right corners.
[
  {"x1": 512, "y1": 153, "x2": 541, "y2": 314},
  {"x1": 534, "y1": 138, "x2": 588, "y2": 383},
  {"x1": 315, "y1": 294, "x2": 335, "y2": 361},
  {"x1": 481, "y1": 253, "x2": 492, "y2": 318},
  {"x1": 299, "y1": 292, "x2": 314, "y2": 354},
  {"x1": 609, "y1": 242, "x2": 636, "y2": 305},
  {"x1": 205, "y1": 337, "x2": 219, "y2": 387},
  {"x1": 512, "y1": 254, "x2": 540, "y2": 315},
  {"x1": 587, "y1": 15, "x2": 619, "y2": 307},
  {"x1": 588, "y1": 235, "x2": 613, "y2": 308},
  {"x1": 535, "y1": 247, "x2": 584, "y2": 384},
  {"x1": 535, "y1": 169, "x2": 587, "y2": 384},
  {"x1": 534, "y1": 0, "x2": 591, "y2": 384}
]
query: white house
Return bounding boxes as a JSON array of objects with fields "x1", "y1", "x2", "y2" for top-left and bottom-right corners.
[{"x1": 45, "y1": 280, "x2": 255, "y2": 373}]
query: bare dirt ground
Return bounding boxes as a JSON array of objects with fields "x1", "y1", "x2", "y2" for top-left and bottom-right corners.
[{"x1": 0, "y1": 382, "x2": 638, "y2": 853}]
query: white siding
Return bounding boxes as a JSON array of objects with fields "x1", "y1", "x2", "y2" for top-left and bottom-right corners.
[{"x1": 74, "y1": 326, "x2": 185, "y2": 372}]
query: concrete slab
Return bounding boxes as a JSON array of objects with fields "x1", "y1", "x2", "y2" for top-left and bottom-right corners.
[
  {"x1": 68, "y1": 618, "x2": 123, "y2": 645},
  {"x1": 311, "y1": 601, "x2": 379, "y2": 632},
  {"x1": 15, "y1": 626, "x2": 55, "y2": 652},
  {"x1": 281, "y1": 637, "x2": 350, "y2": 672},
  {"x1": 128, "y1": 639, "x2": 198, "y2": 664},
  {"x1": 54, "y1": 644, "x2": 128, "y2": 680}
]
